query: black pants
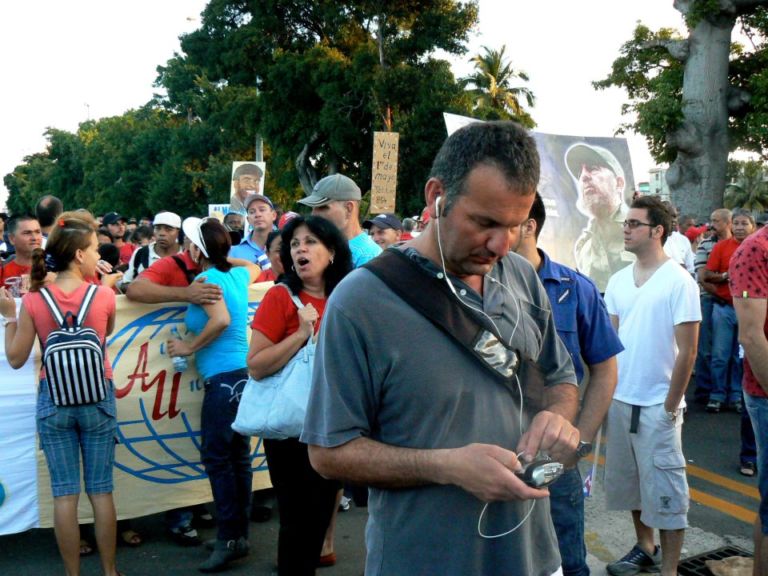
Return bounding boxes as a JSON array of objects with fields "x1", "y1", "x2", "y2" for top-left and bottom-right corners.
[{"x1": 263, "y1": 437, "x2": 341, "y2": 576}]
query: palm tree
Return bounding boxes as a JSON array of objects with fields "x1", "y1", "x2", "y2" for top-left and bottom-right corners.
[
  {"x1": 461, "y1": 45, "x2": 536, "y2": 127},
  {"x1": 724, "y1": 160, "x2": 768, "y2": 213}
]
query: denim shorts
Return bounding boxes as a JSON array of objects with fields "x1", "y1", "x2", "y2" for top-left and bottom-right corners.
[
  {"x1": 37, "y1": 379, "x2": 117, "y2": 498},
  {"x1": 745, "y1": 393, "x2": 768, "y2": 534}
]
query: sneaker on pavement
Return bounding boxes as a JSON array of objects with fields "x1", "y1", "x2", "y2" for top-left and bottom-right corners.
[
  {"x1": 706, "y1": 399, "x2": 722, "y2": 413},
  {"x1": 168, "y1": 523, "x2": 201, "y2": 547},
  {"x1": 606, "y1": 544, "x2": 660, "y2": 576}
]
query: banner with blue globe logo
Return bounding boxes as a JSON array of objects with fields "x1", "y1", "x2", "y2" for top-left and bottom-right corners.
[{"x1": 0, "y1": 285, "x2": 273, "y2": 534}]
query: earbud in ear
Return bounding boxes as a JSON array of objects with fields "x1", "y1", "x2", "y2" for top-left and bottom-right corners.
[{"x1": 435, "y1": 196, "x2": 441, "y2": 218}]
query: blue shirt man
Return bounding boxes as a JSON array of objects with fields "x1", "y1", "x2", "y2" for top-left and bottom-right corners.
[
  {"x1": 516, "y1": 193, "x2": 623, "y2": 576},
  {"x1": 229, "y1": 194, "x2": 275, "y2": 272}
]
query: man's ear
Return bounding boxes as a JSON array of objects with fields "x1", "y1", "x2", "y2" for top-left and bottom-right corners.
[
  {"x1": 424, "y1": 178, "x2": 445, "y2": 220},
  {"x1": 615, "y1": 176, "x2": 625, "y2": 195},
  {"x1": 522, "y1": 218, "x2": 537, "y2": 239}
]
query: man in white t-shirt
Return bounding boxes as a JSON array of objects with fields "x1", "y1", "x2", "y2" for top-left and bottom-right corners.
[{"x1": 603, "y1": 195, "x2": 700, "y2": 576}]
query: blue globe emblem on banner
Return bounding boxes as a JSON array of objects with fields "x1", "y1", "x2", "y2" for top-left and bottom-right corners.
[{"x1": 108, "y1": 304, "x2": 267, "y2": 483}]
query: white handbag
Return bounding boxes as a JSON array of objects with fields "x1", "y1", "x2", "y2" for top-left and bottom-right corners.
[{"x1": 232, "y1": 287, "x2": 315, "y2": 440}]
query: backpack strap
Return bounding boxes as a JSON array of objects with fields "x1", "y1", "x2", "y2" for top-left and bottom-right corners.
[
  {"x1": 278, "y1": 283, "x2": 305, "y2": 310},
  {"x1": 75, "y1": 284, "x2": 100, "y2": 328},
  {"x1": 39, "y1": 287, "x2": 66, "y2": 327},
  {"x1": 40, "y1": 284, "x2": 99, "y2": 329},
  {"x1": 172, "y1": 254, "x2": 197, "y2": 285},
  {"x1": 132, "y1": 245, "x2": 150, "y2": 280},
  {"x1": 363, "y1": 248, "x2": 520, "y2": 384}
]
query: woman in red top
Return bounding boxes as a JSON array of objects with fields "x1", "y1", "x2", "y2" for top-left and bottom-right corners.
[
  {"x1": 0, "y1": 211, "x2": 121, "y2": 576},
  {"x1": 248, "y1": 216, "x2": 352, "y2": 576}
]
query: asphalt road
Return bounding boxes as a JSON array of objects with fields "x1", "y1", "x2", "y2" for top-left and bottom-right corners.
[{"x1": 0, "y1": 386, "x2": 758, "y2": 575}]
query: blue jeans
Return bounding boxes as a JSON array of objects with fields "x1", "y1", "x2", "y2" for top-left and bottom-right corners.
[
  {"x1": 549, "y1": 466, "x2": 588, "y2": 576},
  {"x1": 745, "y1": 393, "x2": 768, "y2": 534},
  {"x1": 201, "y1": 368, "x2": 252, "y2": 541},
  {"x1": 710, "y1": 303, "x2": 743, "y2": 404},
  {"x1": 741, "y1": 391, "x2": 758, "y2": 465},
  {"x1": 694, "y1": 295, "x2": 714, "y2": 397}
]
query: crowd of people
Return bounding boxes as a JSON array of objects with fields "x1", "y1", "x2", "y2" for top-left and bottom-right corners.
[{"x1": 1, "y1": 120, "x2": 767, "y2": 576}]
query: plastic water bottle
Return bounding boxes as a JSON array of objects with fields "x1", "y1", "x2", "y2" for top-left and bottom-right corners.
[{"x1": 170, "y1": 326, "x2": 188, "y2": 373}]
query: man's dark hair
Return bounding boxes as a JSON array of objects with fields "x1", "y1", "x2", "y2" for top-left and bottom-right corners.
[
  {"x1": 631, "y1": 195, "x2": 672, "y2": 243},
  {"x1": 7, "y1": 214, "x2": 39, "y2": 236},
  {"x1": 429, "y1": 121, "x2": 540, "y2": 216},
  {"x1": 35, "y1": 195, "x2": 64, "y2": 228},
  {"x1": 279, "y1": 216, "x2": 353, "y2": 297},
  {"x1": 529, "y1": 193, "x2": 546, "y2": 240},
  {"x1": 97, "y1": 227, "x2": 114, "y2": 243},
  {"x1": 130, "y1": 225, "x2": 154, "y2": 245}
]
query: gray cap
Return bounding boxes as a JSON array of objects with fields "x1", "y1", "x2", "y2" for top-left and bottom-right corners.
[
  {"x1": 299, "y1": 174, "x2": 361, "y2": 207},
  {"x1": 565, "y1": 143, "x2": 625, "y2": 181}
]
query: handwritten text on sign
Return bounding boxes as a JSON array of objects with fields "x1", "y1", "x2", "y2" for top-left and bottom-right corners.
[{"x1": 371, "y1": 131, "x2": 399, "y2": 214}]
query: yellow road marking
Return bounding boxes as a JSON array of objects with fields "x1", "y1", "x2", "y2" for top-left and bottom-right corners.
[
  {"x1": 687, "y1": 464, "x2": 760, "y2": 501},
  {"x1": 689, "y1": 488, "x2": 757, "y2": 524}
]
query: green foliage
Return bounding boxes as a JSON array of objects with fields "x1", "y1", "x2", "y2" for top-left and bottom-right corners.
[
  {"x1": 596, "y1": 15, "x2": 768, "y2": 165},
  {"x1": 461, "y1": 45, "x2": 536, "y2": 128},
  {"x1": 724, "y1": 159, "x2": 768, "y2": 212},
  {"x1": 5, "y1": 1, "x2": 480, "y2": 217}
]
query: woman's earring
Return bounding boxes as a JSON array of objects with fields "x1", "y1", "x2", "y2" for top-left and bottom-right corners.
[
  {"x1": 291, "y1": 265, "x2": 295, "y2": 272},
  {"x1": 329, "y1": 256, "x2": 334, "y2": 264}
]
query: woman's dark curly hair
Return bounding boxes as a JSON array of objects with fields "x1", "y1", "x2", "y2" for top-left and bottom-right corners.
[{"x1": 279, "y1": 216, "x2": 352, "y2": 297}]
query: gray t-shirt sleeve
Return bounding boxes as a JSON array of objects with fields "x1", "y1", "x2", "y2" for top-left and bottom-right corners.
[{"x1": 302, "y1": 293, "x2": 376, "y2": 448}]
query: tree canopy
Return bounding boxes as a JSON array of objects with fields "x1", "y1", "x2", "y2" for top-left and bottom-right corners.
[
  {"x1": 6, "y1": 1, "x2": 544, "y2": 219},
  {"x1": 595, "y1": 1, "x2": 768, "y2": 217}
]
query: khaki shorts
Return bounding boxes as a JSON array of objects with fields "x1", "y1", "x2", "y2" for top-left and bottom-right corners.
[{"x1": 604, "y1": 400, "x2": 689, "y2": 530}]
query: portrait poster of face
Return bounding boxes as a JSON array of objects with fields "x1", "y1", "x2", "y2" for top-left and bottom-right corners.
[
  {"x1": 535, "y1": 133, "x2": 635, "y2": 292},
  {"x1": 443, "y1": 114, "x2": 636, "y2": 293},
  {"x1": 229, "y1": 161, "x2": 267, "y2": 213}
]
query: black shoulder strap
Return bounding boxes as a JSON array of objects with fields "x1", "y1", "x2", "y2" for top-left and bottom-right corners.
[
  {"x1": 363, "y1": 249, "x2": 519, "y2": 383},
  {"x1": 172, "y1": 254, "x2": 197, "y2": 285},
  {"x1": 133, "y1": 245, "x2": 150, "y2": 279}
]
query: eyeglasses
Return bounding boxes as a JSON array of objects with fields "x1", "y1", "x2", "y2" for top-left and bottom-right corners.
[{"x1": 622, "y1": 219, "x2": 654, "y2": 229}]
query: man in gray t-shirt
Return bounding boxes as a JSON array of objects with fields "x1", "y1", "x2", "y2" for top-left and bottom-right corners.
[{"x1": 302, "y1": 122, "x2": 579, "y2": 576}]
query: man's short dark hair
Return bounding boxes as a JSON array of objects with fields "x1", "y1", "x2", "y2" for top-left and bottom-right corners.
[
  {"x1": 7, "y1": 214, "x2": 39, "y2": 236},
  {"x1": 631, "y1": 195, "x2": 672, "y2": 244},
  {"x1": 97, "y1": 227, "x2": 114, "y2": 243},
  {"x1": 429, "y1": 121, "x2": 540, "y2": 216},
  {"x1": 35, "y1": 195, "x2": 64, "y2": 228},
  {"x1": 529, "y1": 193, "x2": 546, "y2": 240}
]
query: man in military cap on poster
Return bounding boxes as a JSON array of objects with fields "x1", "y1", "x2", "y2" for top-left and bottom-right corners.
[
  {"x1": 567, "y1": 143, "x2": 634, "y2": 292},
  {"x1": 229, "y1": 162, "x2": 265, "y2": 213}
]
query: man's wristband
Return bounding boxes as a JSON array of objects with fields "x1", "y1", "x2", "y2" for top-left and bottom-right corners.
[{"x1": 2, "y1": 317, "x2": 18, "y2": 327}]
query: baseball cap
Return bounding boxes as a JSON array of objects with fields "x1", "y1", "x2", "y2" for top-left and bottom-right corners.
[
  {"x1": 684, "y1": 224, "x2": 708, "y2": 243},
  {"x1": 153, "y1": 211, "x2": 181, "y2": 229},
  {"x1": 565, "y1": 143, "x2": 625, "y2": 181},
  {"x1": 363, "y1": 213, "x2": 403, "y2": 231},
  {"x1": 298, "y1": 174, "x2": 361, "y2": 207},
  {"x1": 182, "y1": 217, "x2": 209, "y2": 258},
  {"x1": 233, "y1": 163, "x2": 263, "y2": 179},
  {"x1": 245, "y1": 194, "x2": 275, "y2": 211},
  {"x1": 102, "y1": 212, "x2": 127, "y2": 226}
]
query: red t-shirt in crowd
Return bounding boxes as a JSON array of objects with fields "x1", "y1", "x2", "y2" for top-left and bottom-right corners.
[
  {"x1": 22, "y1": 282, "x2": 116, "y2": 379},
  {"x1": 119, "y1": 242, "x2": 137, "y2": 266},
  {"x1": 729, "y1": 227, "x2": 768, "y2": 398},
  {"x1": 707, "y1": 237, "x2": 740, "y2": 304},
  {"x1": 256, "y1": 269, "x2": 277, "y2": 283},
  {"x1": 138, "y1": 251, "x2": 198, "y2": 287},
  {"x1": 251, "y1": 284, "x2": 326, "y2": 344},
  {"x1": 0, "y1": 259, "x2": 31, "y2": 289}
]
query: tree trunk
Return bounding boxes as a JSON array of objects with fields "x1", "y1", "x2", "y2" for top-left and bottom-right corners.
[
  {"x1": 296, "y1": 132, "x2": 320, "y2": 195},
  {"x1": 666, "y1": 5, "x2": 734, "y2": 220}
]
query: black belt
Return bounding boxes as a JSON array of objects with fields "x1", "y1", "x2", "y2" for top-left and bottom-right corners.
[{"x1": 630, "y1": 405, "x2": 641, "y2": 434}]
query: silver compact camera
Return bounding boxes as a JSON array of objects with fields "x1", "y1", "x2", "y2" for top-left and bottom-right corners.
[{"x1": 515, "y1": 460, "x2": 564, "y2": 488}]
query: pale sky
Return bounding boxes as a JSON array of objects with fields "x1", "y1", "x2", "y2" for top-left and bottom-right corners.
[{"x1": 0, "y1": 1, "x2": 687, "y2": 211}]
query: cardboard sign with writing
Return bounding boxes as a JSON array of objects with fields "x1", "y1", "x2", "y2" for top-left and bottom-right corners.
[{"x1": 371, "y1": 132, "x2": 399, "y2": 213}]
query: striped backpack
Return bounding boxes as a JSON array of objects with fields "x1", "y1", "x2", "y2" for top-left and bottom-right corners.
[{"x1": 40, "y1": 284, "x2": 107, "y2": 406}]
